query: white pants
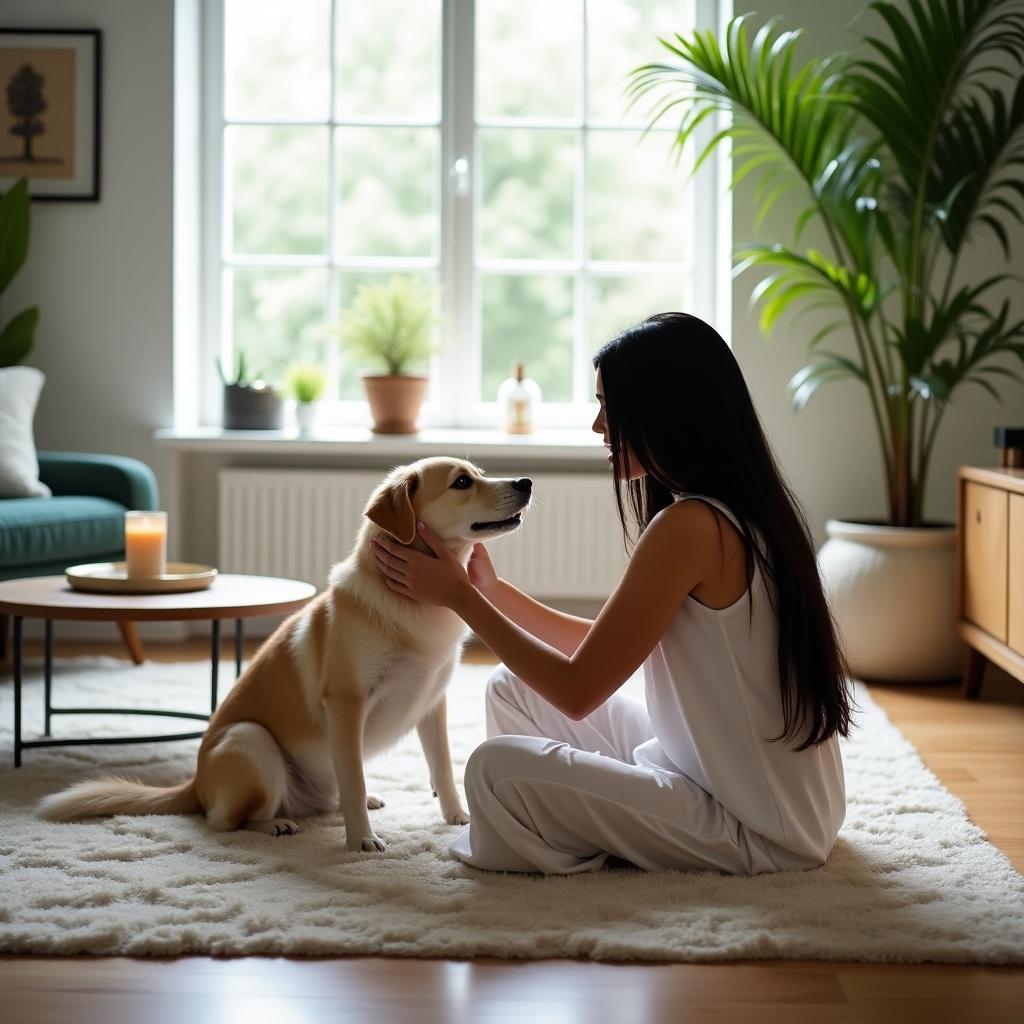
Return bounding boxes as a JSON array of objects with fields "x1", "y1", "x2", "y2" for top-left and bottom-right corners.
[{"x1": 449, "y1": 666, "x2": 808, "y2": 875}]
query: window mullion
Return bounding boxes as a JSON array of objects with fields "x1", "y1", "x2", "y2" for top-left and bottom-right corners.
[
  {"x1": 575, "y1": 0, "x2": 588, "y2": 407},
  {"x1": 325, "y1": 0, "x2": 341, "y2": 402},
  {"x1": 692, "y1": 0, "x2": 727, "y2": 336},
  {"x1": 203, "y1": 0, "x2": 227, "y2": 426},
  {"x1": 438, "y1": 0, "x2": 475, "y2": 427}
]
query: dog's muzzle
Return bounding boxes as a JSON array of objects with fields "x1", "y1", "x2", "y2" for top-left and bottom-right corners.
[{"x1": 471, "y1": 485, "x2": 531, "y2": 532}]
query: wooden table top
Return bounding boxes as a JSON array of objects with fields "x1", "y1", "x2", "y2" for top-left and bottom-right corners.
[
  {"x1": 959, "y1": 464, "x2": 1024, "y2": 496},
  {"x1": 0, "y1": 574, "x2": 318, "y2": 622}
]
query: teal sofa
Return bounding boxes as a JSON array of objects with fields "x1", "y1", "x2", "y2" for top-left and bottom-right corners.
[{"x1": 0, "y1": 451, "x2": 159, "y2": 659}]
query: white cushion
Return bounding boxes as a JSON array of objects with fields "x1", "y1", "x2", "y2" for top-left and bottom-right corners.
[{"x1": 0, "y1": 366, "x2": 51, "y2": 498}]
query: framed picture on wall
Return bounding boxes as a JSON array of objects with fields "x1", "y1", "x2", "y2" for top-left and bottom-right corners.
[{"x1": 0, "y1": 29, "x2": 101, "y2": 202}]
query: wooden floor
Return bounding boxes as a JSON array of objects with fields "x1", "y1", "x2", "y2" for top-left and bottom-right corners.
[{"x1": 2, "y1": 638, "x2": 1022, "y2": 1023}]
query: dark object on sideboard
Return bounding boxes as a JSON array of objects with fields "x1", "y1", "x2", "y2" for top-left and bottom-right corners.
[{"x1": 994, "y1": 427, "x2": 1024, "y2": 469}]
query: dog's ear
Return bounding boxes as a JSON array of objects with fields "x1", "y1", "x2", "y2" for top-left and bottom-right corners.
[{"x1": 364, "y1": 472, "x2": 419, "y2": 544}]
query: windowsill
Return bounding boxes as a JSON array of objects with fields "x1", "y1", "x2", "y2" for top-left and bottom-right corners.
[{"x1": 154, "y1": 426, "x2": 609, "y2": 463}]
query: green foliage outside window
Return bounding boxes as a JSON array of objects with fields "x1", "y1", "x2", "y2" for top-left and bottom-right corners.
[{"x1": 223, "y1": 0, "x2": 694, "y2": 408}]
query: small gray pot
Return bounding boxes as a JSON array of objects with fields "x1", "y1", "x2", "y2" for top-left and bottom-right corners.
[{"x1": 222, "y1": 383, "x2": 284, "y2": 430}]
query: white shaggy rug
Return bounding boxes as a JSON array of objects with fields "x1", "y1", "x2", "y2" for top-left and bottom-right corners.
[{"x1": 0, "y1": 656, "x2": 1022, "y2": 962}]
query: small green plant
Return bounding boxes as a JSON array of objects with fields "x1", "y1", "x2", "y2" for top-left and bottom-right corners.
[
  {"x1": 0, "y1": 179, "x2": 39, "y2": 367},
  {"x1": 333, "y1": 276, "x2": 439, "y2": 375},
  {"x1": 285, "y1": 362, "x2": 326, "y2": 403},
  {"x1": 216, "y1": 350, "x2": 258, "y2": 386}
]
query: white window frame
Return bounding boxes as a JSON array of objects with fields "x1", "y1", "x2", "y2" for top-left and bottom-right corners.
[{"x1": 198, "y1": 0, "x2": 726, "y2": 430}]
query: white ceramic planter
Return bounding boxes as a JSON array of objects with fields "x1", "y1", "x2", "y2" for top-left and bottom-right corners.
[
  {"x1": 295, "y1": 401, "x2": 317, "y2": 435},
  {"x1": 817, "y1": 519, "x2": 962, "y2": 682}
]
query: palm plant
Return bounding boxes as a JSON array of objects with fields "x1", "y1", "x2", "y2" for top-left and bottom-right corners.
[{"x1": 629, "y1": 0, "x2": 1024, "y2": 526}]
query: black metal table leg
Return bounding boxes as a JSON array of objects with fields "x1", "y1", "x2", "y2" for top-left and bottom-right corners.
[
  {"x1": 10, "y1": 612, "x2": 252, "y2": 765},
  {"x1": 43, "y1": 619, "x2": 53, "y2": 737},
  {"x1": 13, "y1": 616, "x2": 22, "y2": 767},
  {"x1": 210, "y1": 619, "x2": 220, "y2": 713}
]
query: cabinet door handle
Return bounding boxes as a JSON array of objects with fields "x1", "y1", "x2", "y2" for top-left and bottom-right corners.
[{"x1": 976, "y1": 509, "x2": 982, "y2": 524}]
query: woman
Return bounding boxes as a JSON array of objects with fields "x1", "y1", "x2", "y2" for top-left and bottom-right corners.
[{"x1": 372, "y1": 312, "x2": 852, "y2": 875}]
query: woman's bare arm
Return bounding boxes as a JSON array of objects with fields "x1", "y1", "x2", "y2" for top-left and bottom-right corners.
[
  {"x1": 449, "y1": 502, "x2": 712, "y2": 719},
  {"x1": 480, "y1": 578, "x2": 594, "y2": 657}
]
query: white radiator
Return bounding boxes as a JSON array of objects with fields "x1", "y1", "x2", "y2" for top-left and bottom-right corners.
[{"x1": 218, "y1": 469, "x2": 628, "y2": 599}]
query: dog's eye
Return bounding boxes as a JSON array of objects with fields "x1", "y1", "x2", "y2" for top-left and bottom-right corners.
[{"x1": 450, "y1": 474, "x2": 473, "y2": 490}]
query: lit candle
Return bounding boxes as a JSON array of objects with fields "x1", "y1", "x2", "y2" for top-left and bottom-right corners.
[{"x1": 124, "y1": 511, "x2": 168, "y2": 578}]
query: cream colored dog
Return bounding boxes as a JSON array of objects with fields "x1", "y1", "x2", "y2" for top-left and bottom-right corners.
[{"x1": 39, "y1": 457, "x2": 532, "y2": 852}]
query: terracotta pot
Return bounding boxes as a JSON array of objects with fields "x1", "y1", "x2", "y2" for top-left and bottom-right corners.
[
  {"x1": 362, "y1": 374, "x2": 428, "y2": 434},
  {"x1": 817, "y1": 519, "x2": 962, "y2": 682}
]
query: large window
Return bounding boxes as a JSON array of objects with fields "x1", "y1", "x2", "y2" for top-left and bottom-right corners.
[{"x1": 204, "y1": 0, "x2": 719, "y2": 427}]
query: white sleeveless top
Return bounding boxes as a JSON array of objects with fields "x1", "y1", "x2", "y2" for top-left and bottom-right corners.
[{"x1": 637, "y1": 494, "x2": 846, "y2": 864}]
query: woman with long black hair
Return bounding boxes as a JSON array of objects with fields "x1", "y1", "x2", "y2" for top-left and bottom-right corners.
[{"x1": 372, "y1": 312, "x2": 853, "y2": 875}]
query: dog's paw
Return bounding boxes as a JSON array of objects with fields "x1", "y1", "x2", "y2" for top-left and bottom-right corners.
[
  {"x1": 247, "y1": 818, "x2": 300, "y2": 836},
  {"x1": 366, "y1": 793, "x2": 385, "y2": 810},
  {"x1": 356, "y1": 835, "x2": 387, "y2": 853},
  {"x1": 443, "y1": 808, "x2": 470, "y2": 826}
]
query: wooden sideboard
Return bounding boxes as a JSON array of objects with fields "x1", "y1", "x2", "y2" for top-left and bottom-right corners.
[{"x1": 958, "y1": 466, "x2": 1024, "y2": 698}]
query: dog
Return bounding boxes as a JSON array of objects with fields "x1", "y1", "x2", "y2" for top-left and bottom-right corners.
[{"x1": 39, "y1": 457, "x2": 532, "y2": 852}]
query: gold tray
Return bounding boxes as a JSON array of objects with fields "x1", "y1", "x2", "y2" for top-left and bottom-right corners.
[{"x1": 66, "y1": 562, "x2": 218, "y2": 594}]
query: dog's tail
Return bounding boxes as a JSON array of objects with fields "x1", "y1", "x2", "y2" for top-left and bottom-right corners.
[{"x1": 37, "y1": 776, "x2": 200, "y2": 822}]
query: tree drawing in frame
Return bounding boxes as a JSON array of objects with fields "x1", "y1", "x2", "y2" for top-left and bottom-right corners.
[
  {"x1": 0, "y1": 30, "x2": 101, "y2": 201},
  {"x1": 6, "y1": 63, "x2": 56, "y2": 166}
]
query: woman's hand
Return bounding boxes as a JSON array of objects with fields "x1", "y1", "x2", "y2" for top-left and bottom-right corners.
[
  {"x1": 371, "y1": 522, "x2": 473, "y2": 608},
  {"x1": 467, "y1": 543, "x2": 500, "y2": 595}
]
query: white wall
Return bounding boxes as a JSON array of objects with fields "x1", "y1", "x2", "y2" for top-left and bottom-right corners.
[
  {"x1": 4, "y1": 0, "x2": 176, "y2": 513},
  {"x1": 5, "y1": 0, "x2": 1021, "y2": 554}
]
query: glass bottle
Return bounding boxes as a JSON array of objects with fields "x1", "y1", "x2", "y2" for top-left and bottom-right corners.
[{"x1": 497, "y1": 361, "x2": 542, "y2": 434}]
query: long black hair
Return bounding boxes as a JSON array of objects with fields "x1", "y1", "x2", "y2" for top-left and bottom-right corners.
[{"x1": 594, "y1": 312, "x2": 852, "y2": 751}]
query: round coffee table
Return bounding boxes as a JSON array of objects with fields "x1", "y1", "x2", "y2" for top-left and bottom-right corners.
[{"x1": 0, "y1": 574, "x2": 316, "y2": 766}]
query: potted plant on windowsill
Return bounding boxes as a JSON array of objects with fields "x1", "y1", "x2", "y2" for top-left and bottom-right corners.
[
  {"x1": 630, "y1": 0, "x2": 1024, "y2": 680},
  {"x1": 332, "y1": 276, "x2": 439, "y2": 435},
  {"x1": 217, "y1": 350, "x2": 284, "y2": 430},
  {"x1": 285, "y1": 362, "x2": 326, "y2": 435}
]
